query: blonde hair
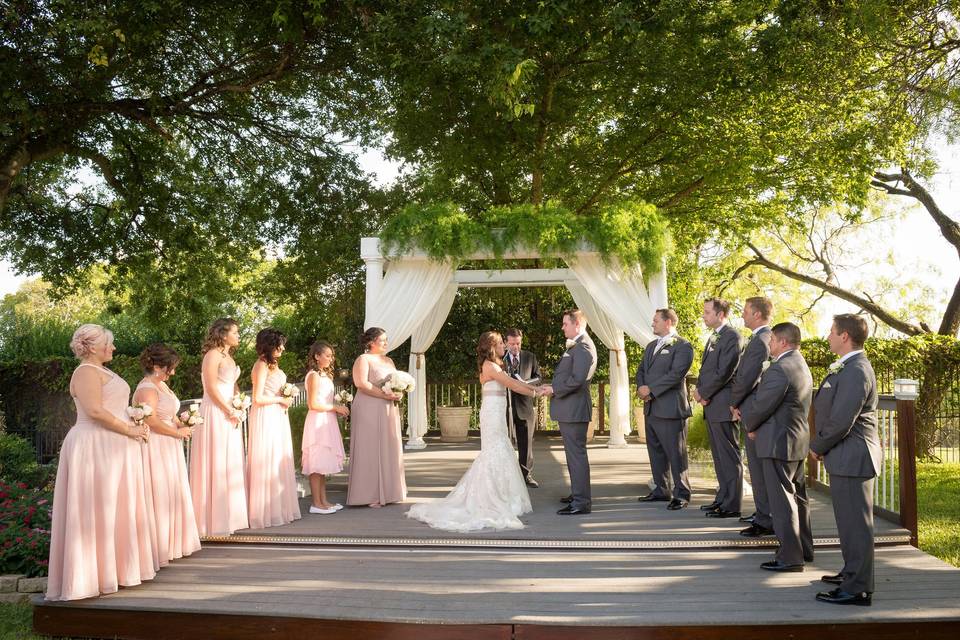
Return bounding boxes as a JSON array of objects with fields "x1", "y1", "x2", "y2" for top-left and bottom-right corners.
[{"x1": 70, "y1": 324, "x2": 113, "y2": 358}]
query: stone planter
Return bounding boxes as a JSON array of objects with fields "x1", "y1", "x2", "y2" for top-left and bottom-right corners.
[{"x1": 437, "y1": 406, "x2": 472, "y2": 442}]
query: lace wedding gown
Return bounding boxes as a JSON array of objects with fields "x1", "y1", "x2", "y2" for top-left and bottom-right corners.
[{"x1": 407, "y1": 380, "x2": 532, "y2": 531}]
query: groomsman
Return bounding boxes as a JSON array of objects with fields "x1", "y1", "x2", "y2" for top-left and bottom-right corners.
[
  {"x1": 810, "y1": 314, "x2": 880, "y2": 606},
  {"x1": 635, "y1": 308, "x2": 695, "y2": 510},
  {"x1": 740, "y1": 322, "x2": 814, "y2": 572},
  {"x1": 504, "y1": 328, "x2": 541, "y2": 488},
  {"x1": 694, "y1": 298, "x2": 743, "y2": 518},
  {"x1": 729, "y1": 297, "x2": 775, "y2": 537}
]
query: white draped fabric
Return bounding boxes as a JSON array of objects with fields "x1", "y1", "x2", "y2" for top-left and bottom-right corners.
[
  {"x1": 565, "y1": 280, "x2": 632, "y2": 445},
  {"x1": 406, "y1": 283, "x2": 458, "y2": 448},
  {"x1": 565, "y1": 254, "x2": 667, "y2": 346},
  {"x1": 364, "y1": 258, "x2": 456, "y2": 344}
]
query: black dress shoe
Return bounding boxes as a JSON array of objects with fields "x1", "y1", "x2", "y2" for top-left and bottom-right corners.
[
  {"x1": 739, "y1": 513, "x2": 756, "y2": 523},
  {"x1": 524, "y1": 477, "x2": 539, "y2": 488},
  {"x1": 638, "y1": 493, "x2": 670, "y2": 502},
  {"x1": 739, "y1": 523, "x2": 775, "y2": 537},
  {"x1": 557, "y1": 505, "x2": 591, "y2": 515},
  {"x1": 821, "y1": 573, "x2": 843, "y2": 585},
  {"x1": 815, "y1": 588, "x2": 872, "y2": 606},
  {"x1": 560, "y1": 495, "x2": 573, "y2": 504},
  {"x1": 804, "y1": 554, "x2": 815, "y2": 563},
  {"x1": 705, "y1": 509, "x2": 741, "y2": 519},
  {"x1": 760, "y1": 561, "x2": 804, "y2": 572},
  {"x1": 666, "y1": 498, "x2": 688, "y2": 510},
  {"x1": 699, "y1": 502, "x2": 721, "y2": 511}
]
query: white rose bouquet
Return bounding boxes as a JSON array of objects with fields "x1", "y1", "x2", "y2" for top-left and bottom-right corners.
[
  {"x1": 179, "y1": 403, "x2": 204, "y2": 427},
  {"x1": 126, "y1": 402, "x2": 154, "y2": 423},
  {"x1": 230, "y1": 392, "x2": 252, "y2": 422},
  {"x1": 380, "y1": 371, "x2": 415, "y2": 398},
  {"x1": 335, "y1": 389, "x2": 354, "y2": 404},
  {"x1": 280, "y1": 383, "x2": 299, "y2": 399}
]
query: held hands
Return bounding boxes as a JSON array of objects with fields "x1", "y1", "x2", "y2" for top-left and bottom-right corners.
[
  {"x1": 730, "y1": 406, "x2": 741, "y2": 421},
  {"x1": 636, "y1": 385, "x2": 651, "y2": 400},
  {"x1": 128, "y1": 421, "x2": 149, "y2": 442},
  {"x1": 334, "y1": 405, "x2": 350, "y2": 417},
  {"x1": 537, "y1": 385, "x2": 554, "y2": 397},
  {"x1": 747, "y1": 431, "x2": 756, "y2": 441}
]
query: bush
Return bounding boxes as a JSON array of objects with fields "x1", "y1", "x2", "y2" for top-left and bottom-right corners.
[
  {"x1": 0, "y1": 433, "x2": 54, "y2": 487},
  {"x1": 687, "y1": 404, "x2": 710, "y2": 452},
  {"x1": 0, "y1": 479, "x2": 52, "y2": 577}
]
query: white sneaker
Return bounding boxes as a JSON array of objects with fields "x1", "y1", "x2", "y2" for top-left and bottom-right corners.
[
  {"x1": 309, "y1": 505, "x2": 337, "y2": 515},
  {"x1": 332, "y1": 503, "x2": 344, "y2": 511}
]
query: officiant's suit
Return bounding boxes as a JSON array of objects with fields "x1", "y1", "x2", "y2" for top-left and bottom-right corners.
[
  {"x1": 550, "y1": 333, "x2": 597, "y2": 511},
  {"x1": 729, "y1": 326, "x2": 773, "y2": 529},
  {"x1": 504, "y1": 349, "x2": 540, "y2": 481},
  {"x1": 810, "y1": 353, "x2": 881, "y2": 595},
  {"x1": 740, "y1": 349, "x2": 814, "y2": 566},
  {"x1": 635, "y1": 335, "x2": 694, "y2": 501},
  {"x1": 696, "y1": 325, "x2": 743, "y2": 512}
]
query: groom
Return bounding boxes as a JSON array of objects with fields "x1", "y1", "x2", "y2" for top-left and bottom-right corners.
[{"x1": 542, "y1": 309, "x2": 597, "y2": 515}]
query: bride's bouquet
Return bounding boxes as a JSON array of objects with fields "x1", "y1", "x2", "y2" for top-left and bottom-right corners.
[
  {"x1": 230, "y1": 392, "x2": 252, "y2": 423},
  {"x1": 334, "y1": 389, "x2": 354, "y2": 405},
  {"x1": 179, "y1": 403, "x2": 204, "y2": 427},
  {"x1": 380, "y1": 371, "x2": 415, "y2": 398},
  {"x1": 126, "y1": 402, "x2": 153, "y2": 424}
]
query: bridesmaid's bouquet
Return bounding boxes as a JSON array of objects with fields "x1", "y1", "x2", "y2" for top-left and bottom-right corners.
[
  {"x1": 380, "y1": 371, "x2": 415, "y2": 398},
  {"x1": 126, "y1": 402, "x2": 154, "y2": 424},
  {"x1": 179, "y1": 403, "x2": 204, "y2": 427},
  {"x1": 335, "y1": 389, "x2": 354, "y2": 404},
  {"x1": 230, "y1": 392, "x2": 252, "y2": 423},
  {"x1": 280, "y1": 383, "x2": 299, "y2": 399}
]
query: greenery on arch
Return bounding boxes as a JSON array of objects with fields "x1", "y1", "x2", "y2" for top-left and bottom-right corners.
[{"x1": 379, "y1": 200, "x2": 670, "y2": 275}]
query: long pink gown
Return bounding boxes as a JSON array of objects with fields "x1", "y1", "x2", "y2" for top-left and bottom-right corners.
[
  {"x1": 301, "y1": 371, "x2": 346, "y2": 475},
  {"x1": 137, "y1": 380, "x2": 201, "y2": 564},
  {"x1": 46, "y1": 364, "x2": 157, "y2": 601},
  {"x1": 246, "y1": 367, "x2": 302, "y2": 529},
  {"x1": 346, "y1": 357, "x2": 407, "y2": 506},
  {"x1": 190, "y1": 362, "x2": 248, "y2": 536}
]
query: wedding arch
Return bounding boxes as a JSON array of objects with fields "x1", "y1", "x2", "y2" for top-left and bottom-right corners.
[{"x1": 360, "y1": 236, "x2": 669, "y2": 449}]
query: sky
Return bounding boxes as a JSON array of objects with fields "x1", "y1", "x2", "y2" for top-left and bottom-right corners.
[{"x1": 2, "y1": 141, "x2": 958, "y2": 334}]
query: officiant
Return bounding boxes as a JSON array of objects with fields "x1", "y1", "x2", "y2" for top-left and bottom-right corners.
[{"x1": 504, "y1": 328, "x2": 541, "y2": 488}]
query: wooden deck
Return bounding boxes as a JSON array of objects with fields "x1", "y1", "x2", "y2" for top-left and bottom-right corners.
[{"x1": 34, "y1": 436, "x2": 959, "y2": 639}]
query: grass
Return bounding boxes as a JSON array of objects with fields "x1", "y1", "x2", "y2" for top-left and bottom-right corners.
[
  {"x1": 0, "y1": 603, "x2": 45, "y2": 640},
  {"x1": 917, "y1": 462, "x2": 960, "y2": 567}
]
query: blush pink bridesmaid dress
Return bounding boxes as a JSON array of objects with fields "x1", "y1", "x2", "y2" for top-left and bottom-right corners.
[
  {"x1": 246, "y1": 367, "x2": 302, "y2": 529},
  {"x1": 137, "y1": 380, "x2": 201, "y2": 563},
  {"x1": 189, "y1": 363, "x2": 248, "y2": 536},
  {"x1": 45, "y1": 364, "x2": 158, "y2": 601},
  {"x1": 301, "y1": 371, "x2": 346, "y2": 475}
]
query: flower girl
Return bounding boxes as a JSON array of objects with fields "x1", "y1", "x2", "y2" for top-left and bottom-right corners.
[{"x1": 302, "y1": 341, "x2": 349, "y2": 514}]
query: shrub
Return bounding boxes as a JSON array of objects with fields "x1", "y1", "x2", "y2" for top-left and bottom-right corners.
[{"x1": 0, "y1": 479, "x2": 53, "y2": 577}]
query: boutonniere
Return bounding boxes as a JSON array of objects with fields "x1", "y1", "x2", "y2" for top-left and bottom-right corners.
[
  {"x1": 761, "y1": 359, "x2": 771, "y2": 372},
  {"x1": 565, "y1": 338, "x2": 576, "y2": 349},
  {"x1": 664, "y1": 335, "x2": 677, "y2": 346},
  {"x1": 828, "y1": 360, "x2": 845, "y2": 375},
  {"x1": 707, "y1": 329, "x2": 721, "y2": 345}
]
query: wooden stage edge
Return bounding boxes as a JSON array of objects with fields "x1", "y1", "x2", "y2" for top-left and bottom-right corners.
[{"x1": 32, "y1": 605, "x2": 960, "y2": 640}]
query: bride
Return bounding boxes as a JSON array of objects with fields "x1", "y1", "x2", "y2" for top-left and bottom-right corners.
[{"x1": 406, "y1": 331, "x2": 539, "y2": 532}]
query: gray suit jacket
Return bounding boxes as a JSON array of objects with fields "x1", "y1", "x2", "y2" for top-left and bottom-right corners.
[
  {"x1": 809, "y1": 352, "x2": 881, "y2": 478},
  {"x1": 505, "y1": 349, "x2": 540, "y2": 423},
  {"x1": 740, "y1": 350, "x2": 813, "y2": 462},
  {"x1": 635, "y1": 335, "x2": 694, "y2": 420},
  {"x1": 729, "y1": 326, "x2": 772, "y2": 409},
  {"x1": 696, "y1": 324, "x2": 742, "y2": 422},
  {"x1": 549, "y1": 333, "x2": 597, "y2": 424}
]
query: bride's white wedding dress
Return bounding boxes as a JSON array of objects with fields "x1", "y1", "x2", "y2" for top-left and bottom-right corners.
[{"x1": 407, "y1": 380, "x2": 532, "y2": 532}]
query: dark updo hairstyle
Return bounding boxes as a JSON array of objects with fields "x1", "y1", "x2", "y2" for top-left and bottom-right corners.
[
  {"x1": 307, "y1": 340, "x2": 335, "y2": 376},
  {"x1": 360, "y1": 327, "x2": 386, "y2": 353},
  {"x1": 255, "y1": 328, "x2": 287, "y2": 367},
  {"x1": 201, "y1": 317, "x2": 239, "y2": 355},
  {"x1": 139, "y1": 343, "x2": 181, "y2": 375},
  {"x1": 476, "y1": 331, "x2": 504, "y2": 374}
]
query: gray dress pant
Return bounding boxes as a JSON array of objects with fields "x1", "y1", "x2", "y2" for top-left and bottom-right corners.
[
  {"x1": 707, "y1": 418, "x2": 743, "y2": 511},
  {"x1": 762, "y1": 458, "x2": 813, "y2": 565},
  {"x1": 558, "y1": 421, "x2": 591, "y2": 509},
  {"x1": 742, "y1": 425, "x2": 771, "y2": 529},
  {"x1": 830, "y1": 474, "x2": 876, "y2": 594},
  {"x1": 645, "y1": 416, "x2": 691, "y2": 501}
]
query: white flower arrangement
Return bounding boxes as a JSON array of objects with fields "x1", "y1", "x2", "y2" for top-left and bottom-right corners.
[
  {"x1": 335, "y1": 389, "x2": 354, "y2": 404},
  {"x1": 828, "y1": 360, "x2": 845, "y2": 375},
  {"x1": 280, "y1": 383, "x2": 299, "y2": 399},
  {"x1": 230, "y1": 392, "x2": 252, "y2": 421},
  {"x1": 126, "y1": 402, "x2": 154, "y2": 423},
  {"x1": 565, "y1": 338, "x2": 576, "y2": 349},
  {"x1": 179, "y1": 403, "x2": 204, "y2": 427},
  {"x1": 761, "y1": 360, "x2": 771, "y2": 372},
  {"x1": 380, "y1": 371, "x2": 415, "y2": 397}
]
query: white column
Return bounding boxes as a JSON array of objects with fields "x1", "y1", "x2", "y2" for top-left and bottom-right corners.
[
  {"x1": 361, "y1": 237, "x2": 384, "y2": 329},
  {"x1": 606, "y1": 340, "x2": 631, "y2": 448}
]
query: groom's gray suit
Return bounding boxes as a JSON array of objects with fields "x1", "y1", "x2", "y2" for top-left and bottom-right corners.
[{"x1": 550, "y1": 333, "x2": 598, "y2": 510}]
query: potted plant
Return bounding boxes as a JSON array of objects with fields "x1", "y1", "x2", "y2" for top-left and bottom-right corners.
[{"x1": 436, "y1": 384, "x2": 472, "y2": 442}]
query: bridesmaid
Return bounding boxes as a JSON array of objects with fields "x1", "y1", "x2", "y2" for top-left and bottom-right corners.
[
  {"x1": 346, "y1": 327, "x2": 407, "y2": 508},
  {"x1": 133, "y1": 344, "x2": 201, "y2": 565},
  {"x1": 46, "y1": 324, "x2": 155, "y2": 601},
  {"x1": 190, "y1": 318, "x2": 249, "y2": 536},
  {"x1": 301, "y1": 341, "x2": 348, "y2": 514},
  {"x1": 246, "y1": 328, "x2": 302, "y2": 529}
]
